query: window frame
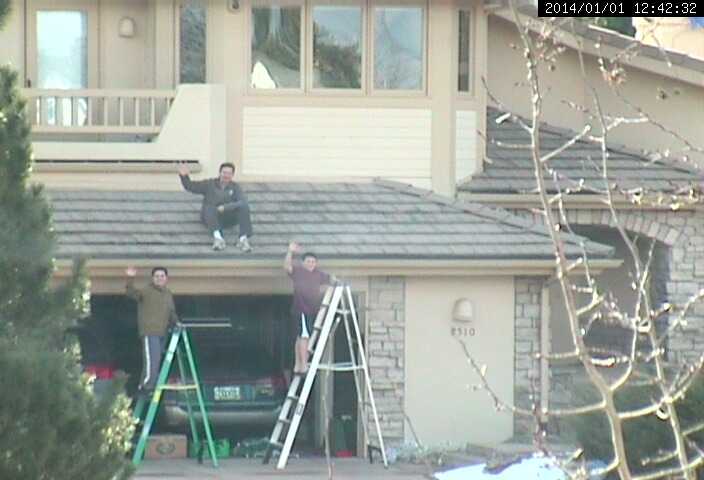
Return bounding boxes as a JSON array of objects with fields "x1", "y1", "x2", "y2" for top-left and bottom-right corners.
[
  {"x1": 369, "y1": 0, "x2": 427, "y2": 96},
  {"x1": 246, "y1": 0, "x2": 430, "y2": 97},
  {"x1": 27, "y1": 1, "x2": 100, "y2": 89},
  {"x1": 175, "y1": 0, "x2": 209, "y2": 85},
  {"x1": 457, "y1": 6, "x2": 475, "y2": 97},
  {"x1": 307, "y1": 0, "x2": 367, "y2": 95},
  {"x1": 247, "y1": 0, "x2": 306, "y2": 94}
]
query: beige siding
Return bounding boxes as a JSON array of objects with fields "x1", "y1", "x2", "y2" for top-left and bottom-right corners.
[
  {"x1": 242, "y1": 107, "x2": 432, "y2": 185},
  {"x1": 455, "y1": 110, "x2": 477, "y2": 182}
]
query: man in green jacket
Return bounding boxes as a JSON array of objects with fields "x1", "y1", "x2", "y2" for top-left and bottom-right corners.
[
  {"x1": 178, "y1": 162, "x2": 253, "y2": 252},
  {"x1": 126, "y1": 266, "x2": 179, "y2": 392}
]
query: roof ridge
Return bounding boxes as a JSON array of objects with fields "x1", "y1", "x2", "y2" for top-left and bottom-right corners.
[{"x1": 372, "y1": 179, "x2": 612, "y2": 253}]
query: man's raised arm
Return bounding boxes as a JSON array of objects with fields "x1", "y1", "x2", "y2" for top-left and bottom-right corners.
[
  {"x1": 284, "y1": 242, "x2": 300, "y2": 275},
  {"x1": 178, "y1": 162, "x2": 208, "y2": 194},
  {"x1": 125, "y1": 266, "x2": 143, "y2": 301}
]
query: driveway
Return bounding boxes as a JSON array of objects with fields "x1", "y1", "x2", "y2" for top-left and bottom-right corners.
[{"x1": 133, "y1": 457, "x2": 431, "y2": 479}]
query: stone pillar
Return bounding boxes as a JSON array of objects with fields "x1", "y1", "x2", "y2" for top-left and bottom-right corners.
[
  {"x1": 514, "y1": 276, "x2": 543, "y2": 434},
  {"x1": 366, "y1": 276, "x2": 406, "y2": 446}
]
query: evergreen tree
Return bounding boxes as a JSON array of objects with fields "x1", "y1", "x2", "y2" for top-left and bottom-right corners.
[
  {"x1": 0, "y1": 3, "x2": 134, "y2": 477},
  {"x1": 0, "y1": 65, "x2": 80, "y2": 341}
]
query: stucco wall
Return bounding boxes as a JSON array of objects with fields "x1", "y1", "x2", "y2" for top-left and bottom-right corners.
[
  {"x1": 487, "y1": 15, "x2": 704, "y2": 165},
  {"x1": 99, "y1": 0, "x2": 152, "y2": 89},
  {"x1": 0, "y1": 0, "x2": 159, "y2": 89},
  {"x1": 0, "y1": 0, "x2": 24, "y2": 76},
  {"x1": 405, "y1": 276, "x2": 515, "y2": 446}
]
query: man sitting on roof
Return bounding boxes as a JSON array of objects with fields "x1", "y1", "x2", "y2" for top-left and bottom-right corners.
[{"x1": 178, "y1": 162, "x2": 253, "y2": 252}]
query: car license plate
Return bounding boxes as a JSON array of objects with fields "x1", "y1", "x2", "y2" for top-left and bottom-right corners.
[{"x1": 214, "y1": 386, "x2": 241, "y2": 401}]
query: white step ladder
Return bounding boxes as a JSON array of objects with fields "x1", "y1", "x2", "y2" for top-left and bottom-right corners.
[{"x1": 262, "y1": 283, "x2": 388, "y2": 469}]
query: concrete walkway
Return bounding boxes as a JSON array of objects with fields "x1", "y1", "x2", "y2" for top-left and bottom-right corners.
[{"x1": 133, "y1": 458, "x2": 430, "y2": 479}]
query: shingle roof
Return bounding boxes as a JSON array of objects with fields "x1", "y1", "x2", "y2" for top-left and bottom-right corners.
[
  {"x1": 461, "y1": 108, "x2": 701, "y2": 194},
  {"x1": 47, "y1": 181, "x2": 613, "y2": 261}
]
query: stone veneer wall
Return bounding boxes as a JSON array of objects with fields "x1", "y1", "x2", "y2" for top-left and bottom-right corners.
[
  {"x1": 552, "y1": 208, "x2": 699, "y2": 364},
  {"x1": 514, "y1": 276, "x2": 545, "y2": 435},
  {"x1": 366, "y1": 276, "x2": 406, "y2": 446},
  {"x1": 507, "y1": 207, "x2": 703, "y2": 426}
]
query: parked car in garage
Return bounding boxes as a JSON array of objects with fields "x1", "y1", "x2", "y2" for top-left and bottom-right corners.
[{"x1": 160, "y1": 341, "x2": 288, "y2": 429}]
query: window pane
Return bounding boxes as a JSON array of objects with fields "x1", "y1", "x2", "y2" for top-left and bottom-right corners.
[
  {"x1": 458, "y1": 10, "x2": 471, "y2": 92},
  {"x1": 180, "y1": 1, "x2": 207, "y2": 84},
  {"x1": 37, "y1": 11, "x2": 87, "y2": 89},
  {"x1": 313, "y1": 5, "x2": 362, "y2": 89},
  {"x1": 251, "y1": 6, "x2": 302, "y2": 89},
  {"x1": 374, "y1": 7, "x2": 423, "y2": 90},
  {"x1": 37, "y1": 11, "x2": 88, "y2": 126}
]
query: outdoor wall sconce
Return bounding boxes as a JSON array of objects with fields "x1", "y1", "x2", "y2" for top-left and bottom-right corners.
[
  {"x1": 452, "y1": 298, "x2": 474, "y2": 323},
  {"x1": 227, "y1": 0, "x2": 240, "y2": 12},
  {"x1": 118, "y1": 17, "x2": 136, "y2": 38}
]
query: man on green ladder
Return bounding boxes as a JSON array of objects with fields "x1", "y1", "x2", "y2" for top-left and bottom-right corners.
[{"x1": 126, "y1": 266, "x2": 179, "y2": 394}]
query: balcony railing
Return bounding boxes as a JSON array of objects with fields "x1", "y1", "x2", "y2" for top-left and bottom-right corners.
[{"x1": 21, "y1": 88, "x2": 176, "y2": 136}]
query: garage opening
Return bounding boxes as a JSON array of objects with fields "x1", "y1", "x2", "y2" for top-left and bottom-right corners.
[{"x1": 78, "y1": 293, "x2": 361, "y2": 458}]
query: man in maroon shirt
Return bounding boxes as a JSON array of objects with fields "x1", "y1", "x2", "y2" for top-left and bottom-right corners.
[{"x1": 284, "y1": 242, "x2": 334, "y2": 374}]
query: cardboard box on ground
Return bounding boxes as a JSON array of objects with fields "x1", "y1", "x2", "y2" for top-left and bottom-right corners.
[{"x1": 145, "y1": 434, "x2": 188, "y2": 460}]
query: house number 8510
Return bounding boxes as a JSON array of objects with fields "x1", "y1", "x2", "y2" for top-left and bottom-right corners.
[{"x1": 451, "y1": 327, "x2": 476, "y2": 337}]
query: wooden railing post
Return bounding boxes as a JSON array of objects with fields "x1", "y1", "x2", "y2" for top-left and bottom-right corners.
[{"x1": 19, "y1": 88, "x2": 177, "y2": 136}]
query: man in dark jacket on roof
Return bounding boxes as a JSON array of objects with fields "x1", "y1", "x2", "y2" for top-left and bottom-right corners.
[
  {"x1": 178, "y1": 162, "x2": 253, "y2": 252},
  {"x1": 126, "y1": 266, "x2": 179, "y2": 393}
]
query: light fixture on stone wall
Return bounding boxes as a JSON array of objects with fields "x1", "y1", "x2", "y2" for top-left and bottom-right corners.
[
  {"x1": 452, "y1": 298, "x2": 474, "y2": 323},
  {"x1": 227, "y1": 0, "x2": 240, "y2": 12},
  {"x1": 118, "y1": 17, "x2": 136, "y2": 38}
]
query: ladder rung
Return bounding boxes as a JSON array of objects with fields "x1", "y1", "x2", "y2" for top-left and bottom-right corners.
[
  {"x1": 270, "y1": 440, "x2": 283, "y2": 450},
  {"x1": 159, "y1": 384, "x2": 198, "y2": 391},
  {"x1": 317, "y1": 362, "x2": 364, "y2": 372},
  {"x1": 286, "y1": 394, "x2": 299, "y2": 402},
  {"x1": 278, "y1": 418, "x2": 291, "y2": 426}
]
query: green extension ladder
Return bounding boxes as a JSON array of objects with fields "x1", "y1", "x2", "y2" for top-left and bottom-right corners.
[{"x1": 131, "y1": 324, "x2": 218, "y2": 467}]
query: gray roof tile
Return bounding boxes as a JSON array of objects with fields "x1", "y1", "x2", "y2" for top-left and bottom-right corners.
[
  {"x1": 47, "y1": 181, "x2": 614, "y2": 261},
  {"x1": 461, "y1": 108, "x2": 702, "y2": 195}
]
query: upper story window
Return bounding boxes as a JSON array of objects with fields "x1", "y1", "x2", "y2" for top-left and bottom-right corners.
[
  {"x1": 312, "y1": 4, "x2": 363, "y2": 89},
  {"x1": 373, "y1": 5, "x2": 424, "y2": 91},
  {"x1": 37, "y1": 11, "x2": 88, "y2": 90},
  {"x1": 458, "y1": 9, "x2": 472, "y2": 93},
  {"x1": 179, "y1": 0, "x2": 207, "y2": 84},
  {"x1": 248, "y1": 0, "x2": 427, "y2": 95},
  {"x1": 251, "y1": 4, "x2": 303, "y2": 89}
]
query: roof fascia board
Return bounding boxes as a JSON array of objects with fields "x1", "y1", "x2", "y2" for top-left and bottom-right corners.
[{"x1": 54, "y1": 258, "x2": 622, "y2": 278}]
